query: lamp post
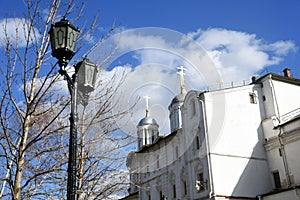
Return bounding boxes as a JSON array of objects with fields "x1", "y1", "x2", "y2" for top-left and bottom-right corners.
[{"x1": 49, "y1": 18, "x2": 97, "y2": 200}]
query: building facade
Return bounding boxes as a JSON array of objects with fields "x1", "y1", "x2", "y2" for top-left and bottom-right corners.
[{"x1": 122, "y1": 69, "x2": 300, "y2": 200}]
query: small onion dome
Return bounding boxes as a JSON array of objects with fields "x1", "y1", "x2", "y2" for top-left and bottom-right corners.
[
  {"x1": 137, "y1": 116, "x2": 159, "y2": 127},
  {"x1": 170, "y1": 92, "x2": 185, "y2": 107}
]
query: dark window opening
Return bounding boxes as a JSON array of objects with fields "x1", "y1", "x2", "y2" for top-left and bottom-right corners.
[
  {"x1": 184, "y1": 181, "x2": 187, "y2": 195},
  {"x1": 273, "y1": 171, "x2": 281, "y2": 189},
  {"x1": 279, "y1": 148, "x2": 282, "y2": 157},
  {"x1": 173, "y1": 184, "x2": 176, "y2": 198},
  {"x1": 196, "y1": 136, "x2": 200, "y2": 149},
  {"x1": 191, "y1": 99, "x2": 196, "y2": 116},
  {"x1": 160, "y1": 191, "x2": 167, "y2": 200},
  {"x1": 144, "y1": 131, "x2": 147, "y2": 145},
  {"x1": 249, "y1": 93, "x2": 257, "y2": 104},
  {"x1": 197, "y1": 172, "x2": 205, "y2": 191}
]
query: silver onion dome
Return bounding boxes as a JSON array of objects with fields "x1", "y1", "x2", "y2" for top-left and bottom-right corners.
[
  {"x1": 137, "y1": 116, "x2": 159, "y2": 127},
  {"x1": 170, "y1": 92, "x2": 185, "y2": 106}
]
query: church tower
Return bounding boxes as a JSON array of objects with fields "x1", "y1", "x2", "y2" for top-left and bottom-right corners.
[
  {"x1": 137, "y1": 96, "x2": 159, "y2": 150},
  {"x1": 168, "y1": 66, "x2": 186, "y2": 133}
]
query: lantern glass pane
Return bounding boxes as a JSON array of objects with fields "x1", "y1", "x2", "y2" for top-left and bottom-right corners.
[
  {"x1": 67, "y1": 28, "x2": 78, "y2": 51},
  {"x1": 50, "y1": 27, "x2": 55, "y2": 51},
  {"x1": 85, "y1": 63, "x2": 95, "y2": 87},
  {"x1": 54, "y1": 26, "x2": 66, "y2": 49}
]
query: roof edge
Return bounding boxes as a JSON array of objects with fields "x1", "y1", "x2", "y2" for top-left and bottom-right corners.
[{"x1": 252, "y1": 73, "x2": 300, "y2": 86}]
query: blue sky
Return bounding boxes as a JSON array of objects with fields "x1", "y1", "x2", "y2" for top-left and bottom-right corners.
[
  {"x1": 1, "y1": 0, "x2": 299, "y2": 135},
  {"x1": 1, "y1": 0, "x2": 299, "y2": 72},
  {"x1": 90, "y1": 0, "x2": 300, "y2": 74}
]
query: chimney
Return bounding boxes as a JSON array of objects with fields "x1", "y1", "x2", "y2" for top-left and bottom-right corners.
[
  {"x1": 283, "y1": 68, "x2": 291, "y2": 78},
  {"x1": 251, "y1": 75, "x2": 259, "y2": 83}
]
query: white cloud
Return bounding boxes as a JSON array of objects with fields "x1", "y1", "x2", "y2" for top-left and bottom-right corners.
[
  {"x1": 263, "y1": 40, "x2": 298, "y2": 55},
  {"x1": 89, "y1": 27, "x2": 297, "y2": 135},
  {"x1": 192, "y1": 28, "x2": 297, "y2": 81},
  {"x1": 0, "y1": 18, "x2": 41, "y2": 47}
]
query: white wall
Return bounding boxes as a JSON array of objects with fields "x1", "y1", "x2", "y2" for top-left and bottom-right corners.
[
  {"x1": 261, "y1": 76, "x2": 300, "y2": 190},
  {"x1": 183, "y1": 91, "x2": 211, "y2": 199},
  {"x1": 261, "y1": 77, "x2": 300, "y2": 122},
  {"x1": 265, "y1": 118, "x2": 300, "y2": 189},
  {"x1": 284, "y1": 138, "x2": 300, "y2": 185},
  {"x1": 270, "y1": 80, "x2": 300, "y2": 118},
  {"x1": 203, "y1": 85, "x2": 273, "y2": 197}
]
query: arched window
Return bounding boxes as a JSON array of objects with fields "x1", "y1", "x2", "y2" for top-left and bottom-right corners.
[
  {"x1": 191, "y1": 98, "x2": 196, "y2": 117},
  {"x1": 195, "y1": 163, "x2": 206, "y2": 192},
  {"x1": 196, "y1": 172, "x2": 205, "y2": 192},
  {"x1": 196, "y1": 136, "x2": 200, "y2": 149},
  {"x1": 170, "y1": 172, "x2": 176, "y2": 195},
  {"x1": 144, "y1": 130, "x2": 147, "y2": 145},
  {"x1": 173, "y1": 184, "x2": 176, "y2": 198},
  {"x1": 175, "y1": 111, "x2": 179, "y2": 128},
  {"x1": 183, "y1": 180, "x2": 187, "y2": 195},
  {"x1": 181, "y1": 168, "x2": 188, "y2": 197}
]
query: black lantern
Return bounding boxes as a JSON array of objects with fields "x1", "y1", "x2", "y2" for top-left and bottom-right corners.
[
  {"x1": 49, "y1": 18, "x2": 79, "y2": 63},
  {"x1": 75, "y1": 58, "x2": 98, "y2": 94}
]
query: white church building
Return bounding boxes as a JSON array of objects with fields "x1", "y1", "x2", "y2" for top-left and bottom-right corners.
[{"x1": 121, "y1": 68, "x2": 300, "y2": 200}]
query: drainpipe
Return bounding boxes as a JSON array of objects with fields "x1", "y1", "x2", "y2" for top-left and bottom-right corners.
[
  {"x1": 278, "y1": 128, "x2": 292, "y2": 187},
  {"x1": 198, "y1": 95, "x2": 215, "y2": 198}
]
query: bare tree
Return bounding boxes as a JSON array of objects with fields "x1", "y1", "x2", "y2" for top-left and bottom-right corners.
[
  {"x1": 0, "y1": 0, "x2": 133, "y2": 199},
  {"x1": 76, "y1": 71, "x2": 134, "y2": 200}
]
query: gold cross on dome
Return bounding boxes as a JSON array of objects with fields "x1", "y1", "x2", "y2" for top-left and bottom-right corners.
[
  {"x1": 143, "y1": 95, "x2": 151, "y2": 116},
  {"x1": 177, "y1": 66, "x2": 186, "y2": 94},
  {"x1": 217, "y1": 79, "x2": 223, "y2": 89}
]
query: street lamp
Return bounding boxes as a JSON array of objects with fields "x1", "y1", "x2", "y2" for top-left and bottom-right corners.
[
  {"x1": 75, "y1": 58, "x2": 98, "y2": 106},
  {"x1": 49, "y1": 17, "x2": 79, "y2": 68},
  {"x1": 49, "y1": 18, "x2": 97, "y2": 200},
  {"x1": 75, "y1": 58, "x2": 98, "y2": 94}
]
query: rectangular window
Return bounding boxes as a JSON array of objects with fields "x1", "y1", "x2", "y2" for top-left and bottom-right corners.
[
  {"x1": 173, "y1": 184, "x2": 176, "y2": 198},
  {"x1": 279, "y1": 148, "x2": 282, "y2": 157},
  {"x1": 197, "y1": 172, "x2": 205, "y2": 191},
  {"x1": 196, "y1": 136, "x2": 200, "y2": 149},
  {"x1": 144, "y1": 132, "x2": 147, "y2": 145},
  {"x1": 273, "y1": 171, "x2": 281, "y2": 189},
  {"x1": 249, "y1": 93, "x2": 257, "y2": 104}
]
